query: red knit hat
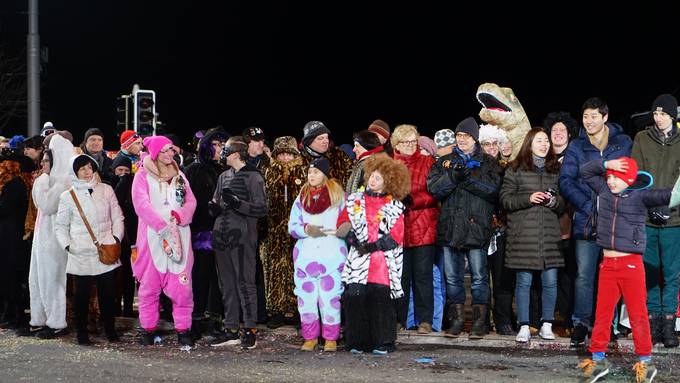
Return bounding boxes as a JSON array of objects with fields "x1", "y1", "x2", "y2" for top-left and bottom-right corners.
[
  {"x1": 605, "y1": 157, "x2": 638, "y2": 186},
  {"x1": 120, "y1": 130, "x2": 141, "y2": 149}
]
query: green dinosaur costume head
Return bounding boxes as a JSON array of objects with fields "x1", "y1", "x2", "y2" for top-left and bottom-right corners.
[{"x1": 476, "y1": 83, "x2": 531, "y2": 159}]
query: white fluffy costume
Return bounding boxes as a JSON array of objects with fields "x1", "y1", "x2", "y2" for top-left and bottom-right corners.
[{"x1": 28, "y1": 134, "x2": 74, "y2": 330}]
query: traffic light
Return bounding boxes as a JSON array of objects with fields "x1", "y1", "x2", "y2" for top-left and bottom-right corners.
[
  {"x1": 133, "y1": 89, "x2": 156, "y2": 136},
  {"x1": 116, "y1": 95, "x2": 130, "y2": 131}
]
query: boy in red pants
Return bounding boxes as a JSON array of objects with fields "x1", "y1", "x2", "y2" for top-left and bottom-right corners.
[{"x1": 576, "y1": 157, "x2": 680, "y2": 383}]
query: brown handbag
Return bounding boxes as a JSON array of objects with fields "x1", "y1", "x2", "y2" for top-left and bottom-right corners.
[{"x1": 69, "y1": 189, "x2": 121, "y2": 265}]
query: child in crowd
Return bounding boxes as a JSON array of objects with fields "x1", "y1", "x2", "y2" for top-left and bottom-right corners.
[
  {"x1": 338, "y1": 154, "x2": 410, "y2": 354},
  {"x1": 287, "y1": 158, "x2": 347, "y2": 352},
  {"x1": 577, "y1": 157, "x2": 680, "y2": 383}
]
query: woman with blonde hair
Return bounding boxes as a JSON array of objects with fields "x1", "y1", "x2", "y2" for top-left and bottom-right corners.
[
  {"x1": 288, "y1": 158, "x2": 347, "y2": 352},
  {"x1": 391, "y1": 124, "x2": 439, "y2": 333}
]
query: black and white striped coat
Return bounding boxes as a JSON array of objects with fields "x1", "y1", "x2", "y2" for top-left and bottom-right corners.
[{"x1": 341, "y1": 191, "x2": 405, "y2": 299}]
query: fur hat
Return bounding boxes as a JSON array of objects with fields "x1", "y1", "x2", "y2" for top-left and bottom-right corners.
[
  {"x1": 353, "y1": 130, "x2": 382, "y2": 151},
  {"x1": 302, "y1": 121, "x2": 331, "y2": 146},
  {"x1": 309, "y1": 157, "x2": 331, "y2": 178},
  {"x1": 271, "y1": 136, "x2": 300, "y2": 157},
  {"x1": 652, "y1": 94, "x2": 678, "y2": 120},
  {"x1": 367, "y1": 119, "x2": 391, "y2": 141},
  {"x1": 143, "y1": 135, "x2": 174, "y2": 160},
  {"x1": 455, "y1": 117, "x2": 479, "y2": 142},
  {"x1": 478, "y1": 124, "x2": 501, "y2": 144},
  {"x1": 434, "y1": 129, "x2": 456, "y2": 149}
]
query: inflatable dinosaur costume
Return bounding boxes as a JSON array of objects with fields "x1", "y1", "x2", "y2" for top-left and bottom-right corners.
[{"x1": 476, "y1": 83, "x2": 531, "y2": 159}]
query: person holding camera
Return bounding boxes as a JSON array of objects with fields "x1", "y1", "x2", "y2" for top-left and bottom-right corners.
[
  {"x1": 632, "y1": 94, "x2": 680, "y2": 348},
  {"x1": 209, "y1": 136, "x2": 267, "y2": 349},
  {"x1": 427, "y1": 117, "x2": 503, "y2": 339},
  {"x1": 500, "y1": 127, "x2": 565, "y2": 343}
]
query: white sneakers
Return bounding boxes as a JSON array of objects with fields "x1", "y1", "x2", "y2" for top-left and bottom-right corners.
[
  {"x1": 516, "y1": 322, "x2": 555, "y2": 342},
  {"x1": 516, "y1": 325, "x2": 531, "y2": 343},
  {"x1": 539, "y1": 322, "x2": 556, "y2": 340}
]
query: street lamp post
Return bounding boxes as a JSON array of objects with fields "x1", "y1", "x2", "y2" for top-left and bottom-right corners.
[{"x1": 27, "y1": 0, "x2": 40, "y2": 136}]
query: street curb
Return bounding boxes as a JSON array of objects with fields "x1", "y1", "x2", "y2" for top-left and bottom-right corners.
[{"x1": 395, "y1": 330, "x2": 680, "y2": 355}]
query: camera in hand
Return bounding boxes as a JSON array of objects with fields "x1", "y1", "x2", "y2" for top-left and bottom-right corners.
[{"x1": 544, "y1": 188, "x2": 557, "y2": 197}]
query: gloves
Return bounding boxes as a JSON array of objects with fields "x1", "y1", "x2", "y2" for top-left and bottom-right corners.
[
  {"x1": 346, "y1": 231, "x2": 368, "y2": 255},
  {"x1": 305, "y1": 224, "x2": 326, "y2": 238},
  {"x1": 221, "y1": 188, "x2": 241, "y2": 209},
  {"x1": 452, "y1": 163, "x2": 470, "y2": 182},
  {"x1": 649, "y1": 208, "x2": 671, "y2": 226},
  {"x1": 208, "y1": 200, "x2": 222, "y2": 217},
  {"x1": 336, "y1": 222, "x2": 351, "y2": 238}
]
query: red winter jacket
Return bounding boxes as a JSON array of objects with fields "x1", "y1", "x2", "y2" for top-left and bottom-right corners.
[{"x1": 393, "y1": 148, "x2": 439, "y2": 247}]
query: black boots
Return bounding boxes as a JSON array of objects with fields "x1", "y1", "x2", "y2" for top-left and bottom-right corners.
[
  {"x1": 662, "y1": 316, "x2": 679, "y2": 348},
  {"x1": 469, "y1": 304, "x2": 487, "y2": 339},
  {"x1": 445, "y1": 304, "x2": 464, "y2": 337}
]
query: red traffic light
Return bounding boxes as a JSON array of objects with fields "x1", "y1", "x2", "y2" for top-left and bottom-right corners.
[{"x1": 139, "y1": 98, "x2": 154, "y2": 109}]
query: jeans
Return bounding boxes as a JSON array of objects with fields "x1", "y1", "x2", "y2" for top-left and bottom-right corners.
[
  {"x1": 398, "y1": 246, "x2": 435, "y2": 326},
  {"x1": 442, "y1": 247, "x2": 489, "y2": 305},
  {"x1": 515, "y1": 268, "x2": 558, "y2": 325},
  {"x1": 643, "y1": 226, "x2": 680, "y2": 315},
  {"x1": 572, "y1": 239, "x2": 601, "y2": 327}
]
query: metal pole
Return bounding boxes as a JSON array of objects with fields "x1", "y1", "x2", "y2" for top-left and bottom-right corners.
[{"x1": 27, "y1": 0, "x2": 40, "y2": 136}]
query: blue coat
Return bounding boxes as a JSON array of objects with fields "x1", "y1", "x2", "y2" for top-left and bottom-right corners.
[
  {"x1": 559, "y1": 123, "x2": 632, "y2": 239},
  {"x1": 580, "y1": 159, "x2": 670, "y2": 254}
]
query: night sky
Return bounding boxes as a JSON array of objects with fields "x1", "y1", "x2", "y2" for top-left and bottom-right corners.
[{"x1": 2, "y1": 1, "x2": 679, "y2": 150}]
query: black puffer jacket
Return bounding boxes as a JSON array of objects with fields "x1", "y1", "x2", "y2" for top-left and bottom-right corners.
[
  {"x1": 500, "y1": 167, "x2": 565, "y2": 270},
  {"x1": 427, "y1": 147, "x2": 503, "y2": 249}
]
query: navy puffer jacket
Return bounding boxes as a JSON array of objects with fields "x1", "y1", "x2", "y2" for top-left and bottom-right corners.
[
  {"x1": 580, "y1": 159, "x2": 670, "y2": 253},
  {"x1": 559, "y1": 123, "x2": 632, "y2": 239}
]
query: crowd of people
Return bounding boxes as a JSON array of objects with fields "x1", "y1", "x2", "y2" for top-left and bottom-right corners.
[{"x1": 1, "y1": 94, "x2": 680, "y2": 382}]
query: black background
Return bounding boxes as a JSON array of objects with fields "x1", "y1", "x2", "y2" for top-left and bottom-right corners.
[{"x1": 2, "y1": 1, "x2": 679, "y2": 149}]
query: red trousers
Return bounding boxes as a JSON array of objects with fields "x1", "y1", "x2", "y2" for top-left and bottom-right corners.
[{"x1": 588, "y1": 254, "x2": 652, "y2": 356}]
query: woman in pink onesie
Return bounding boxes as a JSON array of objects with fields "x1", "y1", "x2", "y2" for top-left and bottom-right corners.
[{"x1": 131, "y1": 136, "x2": 197, "y2": 347}]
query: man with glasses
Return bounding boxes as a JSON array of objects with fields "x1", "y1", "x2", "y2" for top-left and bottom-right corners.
[{"x1": 427, "y1": 117, "x2": 502, "y2": 339}]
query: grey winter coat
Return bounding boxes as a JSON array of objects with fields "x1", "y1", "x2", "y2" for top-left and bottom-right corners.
[{"x1": 500, "y1": 167, "x2": 565, "y2": 270}]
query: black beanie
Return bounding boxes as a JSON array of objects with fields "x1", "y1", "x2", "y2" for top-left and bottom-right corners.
[
  {"x1": 455, "y1": 117, "x2": 480, "y2": 142},
  {"x1": 309, "y1": 157, "x2": 331, "y2": 178},
  {"x1": 302, "y1": 121, "x2": 332, "y2": 147},
  {"x1": 353, "y1": 130, "x2": 382, "y2": 151},
  {"x1": 72, "y1": 154, "x2": 99, "y2": 175},
  {"x1": 111, "y1": 155, "x2": 132, "y2": 171},
  {"x1": 652, "y1": 94, "x2": 678, "y2": 120},
  {"x1": 83, "y1": 128, "x2": 104, "y2": 143}
]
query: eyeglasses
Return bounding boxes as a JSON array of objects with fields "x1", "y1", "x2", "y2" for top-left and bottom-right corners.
[
  {"x1": 481, "y1": 141, "x2": 499, "y2": 147},
  {"x1": 398, "y1": 140, "x2": 418, "y2": 146},
  {"x1": 455, "y1": 132, "x2": 472, "y2": 139}
]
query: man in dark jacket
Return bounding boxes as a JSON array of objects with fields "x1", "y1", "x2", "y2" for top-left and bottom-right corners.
[
  {"x1": 427, "y1": 117, "x2": 503, "y2": 339},
  {"x1": 80, "y1": 128, "x2": 115, "y2": 185},
  {"x1": 209, "y1": 137, "x2": 267, "y2": 349},
  {"x1": 184, "y1": 129, "x2": 228, "y2": 335},
  {"x1": 632, "y1": 93, "x2": 680, "y2": 348},
  {"x1": 559, "y1": 97, "x2": 632, "y2": 347}
]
